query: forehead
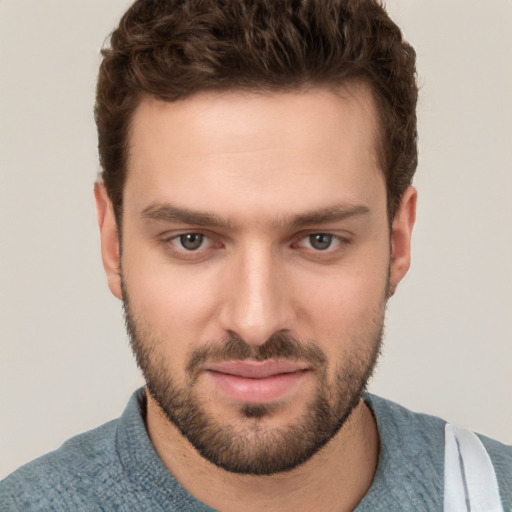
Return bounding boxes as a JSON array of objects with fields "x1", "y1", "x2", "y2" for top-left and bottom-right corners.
[{"x1": 125, "y1": 86, "x2": 385, "y2": 222}]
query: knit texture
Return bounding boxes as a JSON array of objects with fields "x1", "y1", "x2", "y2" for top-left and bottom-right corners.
[{"x1": 1, "y1": 390, "x2": 510, "y2": 511}]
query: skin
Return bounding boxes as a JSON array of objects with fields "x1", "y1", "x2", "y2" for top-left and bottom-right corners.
[{"x1": 95, "y1": 84, "x2": 416, "y2": 511}]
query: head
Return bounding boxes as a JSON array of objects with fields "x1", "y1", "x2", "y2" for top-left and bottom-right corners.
[
  {"x1": 95, "y1": 0, "x2": 418, "y2": 225},
  {"x1": 94, "y1": 0, "x2": 418, "y2": 475}
]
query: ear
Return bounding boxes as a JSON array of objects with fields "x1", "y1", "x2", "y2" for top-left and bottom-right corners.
[
  {"x1": 388, "y1": 186, "x2": 417, "y2": 297},
  {"x1": 94, "y1": 182, "x2": 122, "y2": 300}
]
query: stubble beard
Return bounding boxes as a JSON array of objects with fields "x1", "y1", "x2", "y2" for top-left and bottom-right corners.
[{"x1": 122, "y1": 281, "x2": 385, "y2": 476}]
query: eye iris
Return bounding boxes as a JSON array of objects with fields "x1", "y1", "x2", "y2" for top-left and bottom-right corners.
[
  {"x1": 310, "y1": 234, "x2": 332, "y2": 250},
  {"x1": 180, "y1": 233, "x2": 203, "y2": 250}
]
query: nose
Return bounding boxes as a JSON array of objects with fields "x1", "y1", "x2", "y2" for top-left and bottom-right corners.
[{"x1": 218, "y1": 242, "x2": 295, "y2": 345}]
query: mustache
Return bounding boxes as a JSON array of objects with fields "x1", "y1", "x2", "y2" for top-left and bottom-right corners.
[{"x1": 186, "y1": 331, "x2": 327, "y2": 379}]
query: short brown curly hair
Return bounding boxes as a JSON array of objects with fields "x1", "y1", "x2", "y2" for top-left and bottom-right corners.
[{"x1": 95, "y1": 0, "x2": 418, "y2": 224}]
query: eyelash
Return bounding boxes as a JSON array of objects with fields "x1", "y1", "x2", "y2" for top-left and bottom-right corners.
[
  {"x1": 160, "y1": 231, "x2": 349, "y2": 260},
  {"x1": 294, "y1": 233, "x2": 343, "y2": 251},
  {"x1": 161, "y1": 232, "x2": 220, "y2": 260}
]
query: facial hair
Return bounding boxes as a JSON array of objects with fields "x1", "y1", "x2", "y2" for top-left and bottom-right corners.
[{"x1": 122, "y1": 281, "x2": 384, "y2": 476}]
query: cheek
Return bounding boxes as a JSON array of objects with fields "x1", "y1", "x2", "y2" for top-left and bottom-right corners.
[
  {"x1": 121, "y1": 243, "x2": 224, "y2": 348},
  {"x1": 292, "y1": 251, "x2": 389, "y2": 343}
]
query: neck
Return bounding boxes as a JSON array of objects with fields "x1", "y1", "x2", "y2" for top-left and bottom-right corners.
[{"x1": 146, "y1": 392, "x2": 379, "y2": 512}]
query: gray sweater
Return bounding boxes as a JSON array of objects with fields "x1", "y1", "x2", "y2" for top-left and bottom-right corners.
[{"x1": 1, "y1": 390, "x2": 511, "y2": 511}]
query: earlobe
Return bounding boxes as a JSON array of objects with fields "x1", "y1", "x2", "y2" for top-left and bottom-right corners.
[
  {"x1": 94, "y1": 182, "x2": 123, "y2": 300},
  {"x1": 388, "y1": 186, "x2": 417, "y2": 297}
]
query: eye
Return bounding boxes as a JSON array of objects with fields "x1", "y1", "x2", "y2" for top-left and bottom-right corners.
[
  {"x1": 173, "y1": 233, "x2": 209, "y2": 251},
  {"x1": 302, "y1": 233, "x2": 338, "y2": 251}
]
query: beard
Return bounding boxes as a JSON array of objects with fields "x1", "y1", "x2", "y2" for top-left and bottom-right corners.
[{"x1": 122, "y1": 281, "x2": 384, "y2": 476}]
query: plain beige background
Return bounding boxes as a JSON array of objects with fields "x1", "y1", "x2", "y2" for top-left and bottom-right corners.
[{"x1": 1, "y1": 0, "x2": 511, "y2": 478}]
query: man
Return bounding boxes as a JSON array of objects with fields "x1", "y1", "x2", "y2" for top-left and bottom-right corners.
[{"x1": 1, "y1": 0, "x2": 510, "y2": 510}]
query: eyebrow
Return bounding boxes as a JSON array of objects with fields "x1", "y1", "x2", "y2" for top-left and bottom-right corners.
[
  {"x1": 140, "y1": 202, "x2": 370, "y2": 229},
  {"x1": 141, "y1": 203, "x2": 236, "y2": 229},
  {"x1": 288, "y1": 204, "x2": 370, "y2": 227}
]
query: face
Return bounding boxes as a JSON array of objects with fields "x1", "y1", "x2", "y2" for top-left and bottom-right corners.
[{"x1": 96, "y1": 85, "x2": 415, "y2": 475}]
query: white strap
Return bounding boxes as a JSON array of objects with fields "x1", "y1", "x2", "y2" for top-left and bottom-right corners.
[{"x1": 444, "y1": 423, "x2": 504, "y2": 512}]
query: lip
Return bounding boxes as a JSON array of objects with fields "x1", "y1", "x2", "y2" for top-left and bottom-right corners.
[
  {"x1": 204, "y1": 359, "x2": 310, "y2": 378},
  {"x1": 203, "y1": 360, "x2": 310, "y2": 403}
]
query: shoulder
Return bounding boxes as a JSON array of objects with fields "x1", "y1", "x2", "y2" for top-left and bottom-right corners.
[
  {"x1": 475, "y1": 431, "x2": 512, "y2": 506},
  {"x1": 360, "y1": 394, "x2": 446, "y2": 510},
  {"x1": 0, "y1": 389, "x2": 211, "y2": 512},
  {"x1": 364, "y1": 393, "x2": 447, "y2": 455},
  {"x1": 0, "y1": 419, "x2": 124, "y2": 511},
  {"x1": 476, "y1": 430, "x2": 512, "y2": 466},
  {"x1": 362, "y1": 394, "x2": 512, "y2": 509}
]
